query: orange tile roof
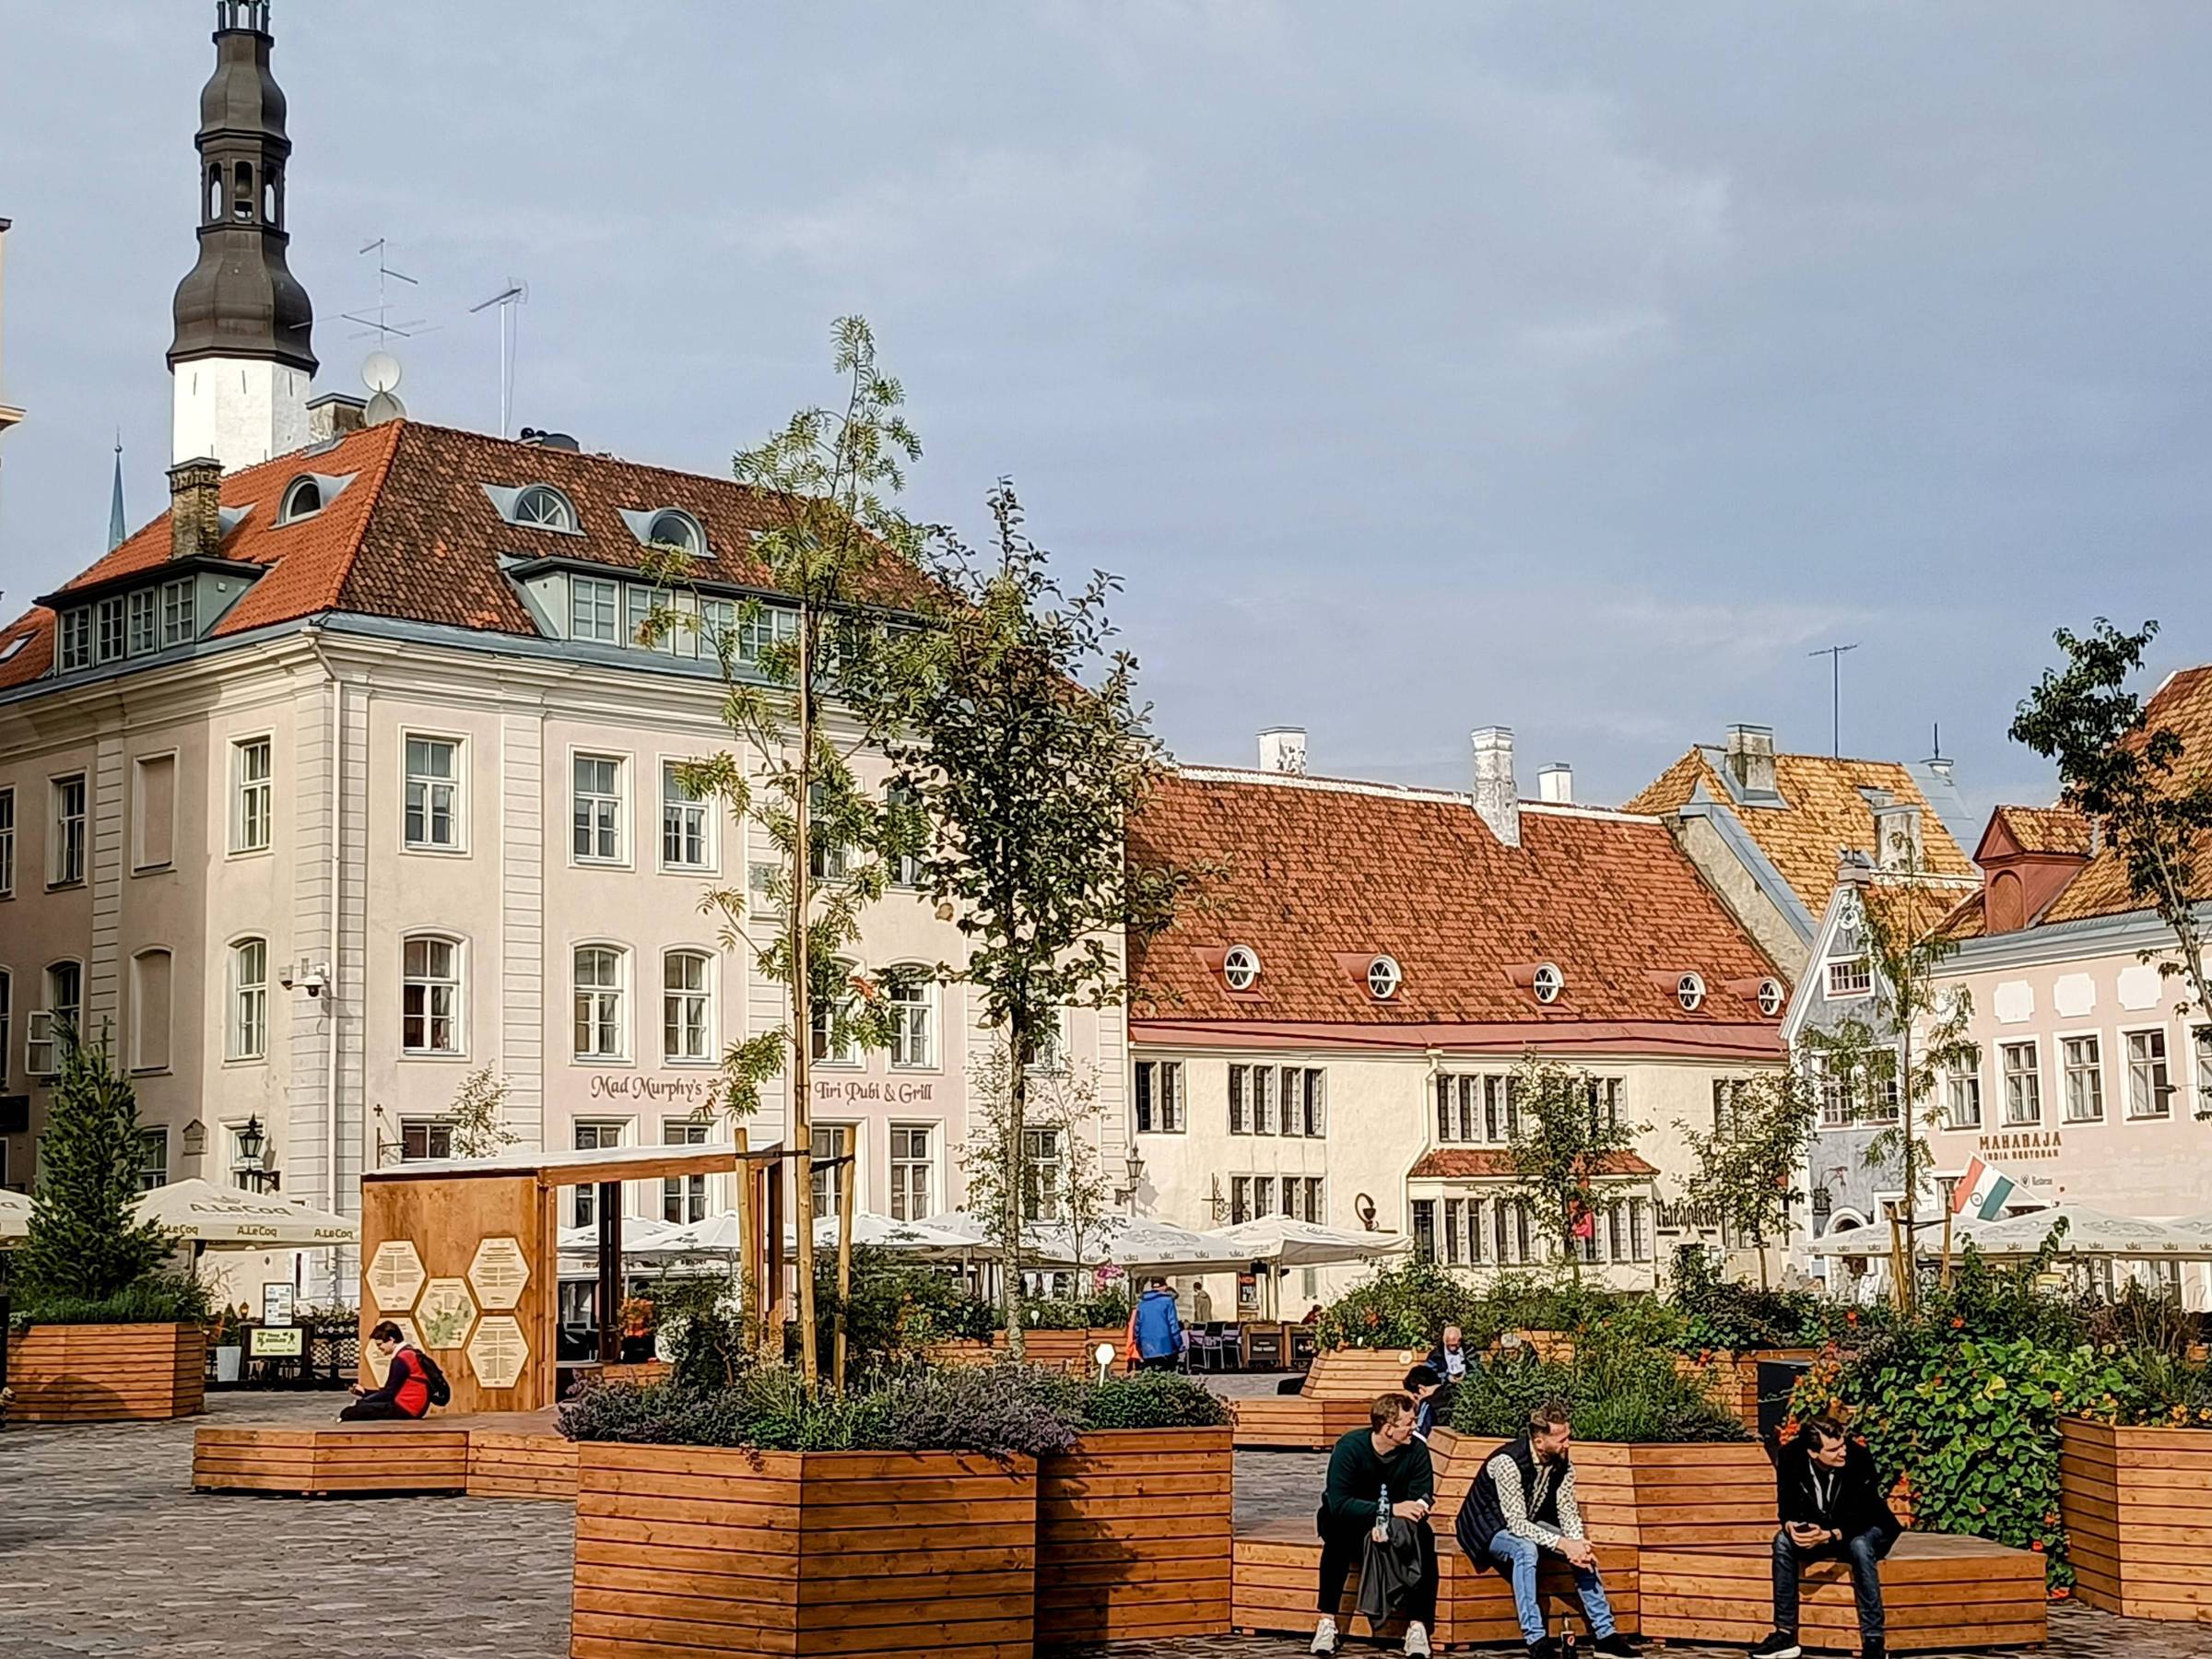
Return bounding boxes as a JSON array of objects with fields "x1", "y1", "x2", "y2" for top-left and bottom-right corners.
[
  {"x1": 1127, "y1": 770, "x2": 1783, "y2": 1043},
  {"x1": 1986, "y1": 805, "x2": 2093, "y2": 859},
  {"x1": 0, "y1": 419, "x2": 935, "y2": 692},
  {"x1": 1408, "y1": 1148, "x2": 1658, "y2": 1180},
  {"x1": 1625, "y1": 747, "x2": 1975, "y2": 912},
  {"x1": 2037, "y1": 664, "x2": 2212, "y2": 926}
]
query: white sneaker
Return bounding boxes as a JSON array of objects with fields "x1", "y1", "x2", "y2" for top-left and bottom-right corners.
[
  {"x1": 1406, "y1": 1620, "x2": 1432, "y2": 1656},
  {"x1": 1312, "y1": 1615, "x2": 1341, "y2": 1654}
]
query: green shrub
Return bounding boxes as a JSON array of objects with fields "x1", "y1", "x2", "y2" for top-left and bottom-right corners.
[
  {"x1": 1448, "y1": 1330, "x2": 1747, "y2": 1444},
  {"x1": 1667, "y1": 1246, "x2": 1829, "y2": 1353},
  {"x1": 1315, "y1": 1259, "x2": 1494, "y2": 1351},
  {"x1": 1081, "y1": 1370, "x2": 1230, "y2": 1430},
  {"x1": 11, "y1": 1276, "x2": 213, "y2": 1327},
  {"x1": 808, "y1": 1247, "x2": 999, "y2": 1373}
]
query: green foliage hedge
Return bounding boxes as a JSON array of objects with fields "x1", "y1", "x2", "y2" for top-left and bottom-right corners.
[
  {"x1": 8, "y1": 1277, "x2": 213, "y2": 1328},
  {"x1": 1450, "y1": 1333, "x2": 1748, "y2": 1444}
]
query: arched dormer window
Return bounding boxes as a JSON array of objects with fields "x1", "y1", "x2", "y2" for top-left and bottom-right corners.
[
  {"x1": 645, "y1": 509, "x2": 704, "y2": 558},
  {"x1": 278, "y1": 477, "x2": 324, "y2": 524},
  {"x1": 512, "y1": 484, "x2": 577, "y2": 534},
  {"x1": 1989, "y1": 870, "x2": 2025, "y2": 933}
]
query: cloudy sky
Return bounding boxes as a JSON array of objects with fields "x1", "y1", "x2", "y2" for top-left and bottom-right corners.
[{"x1": 4, "y1": 3, "x2": 2207, "y2": 818}]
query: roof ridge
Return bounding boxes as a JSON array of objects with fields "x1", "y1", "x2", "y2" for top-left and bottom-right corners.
[{"x1": 324, "y1": 419, "x2": 413, "y2": 616}]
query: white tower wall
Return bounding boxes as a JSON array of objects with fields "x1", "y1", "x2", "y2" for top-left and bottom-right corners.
[{"x1": 172, "y1": 356, "x2": 311, "y2": 471}]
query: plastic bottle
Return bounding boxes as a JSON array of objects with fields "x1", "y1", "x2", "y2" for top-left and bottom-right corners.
[{"x1": 1373, "y1": 1482, "x2": 1393, "y2": 1541}]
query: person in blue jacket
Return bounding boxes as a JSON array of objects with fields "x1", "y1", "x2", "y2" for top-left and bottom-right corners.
[{"x1": 1133, "y1": 1277, "x2": 1184, "y2": 1371}]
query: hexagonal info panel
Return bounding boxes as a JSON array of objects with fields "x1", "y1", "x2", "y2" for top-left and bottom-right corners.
[
  {"x1": 467, "y1": 1235, "x2": 530, "y2": 1311},
  {"x1": 366, "y1": 1240, "x2": 426, "y2": 1312},
  {"x1": 416, "y1": 1278, "x2": 478, "y2": 1350},
  {"x1": 467, "y1": 1314, "x2": 530, "y2": 1392}
]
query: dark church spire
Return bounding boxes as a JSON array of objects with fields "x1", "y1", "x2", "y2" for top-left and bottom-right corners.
[{"x1": 168, "y1": 1, "x2": 316, "y2": 375}]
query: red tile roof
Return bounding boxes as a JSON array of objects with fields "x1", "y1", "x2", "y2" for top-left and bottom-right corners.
[
  {"x1": 0, "y1": 420, "x2": 935, "y2": 692},
  {"x1": 1985, "y1": 805, "x2": 2094, "y2": 859},
  {"x1": 1126, "y1": 768, "x2": 1783, "y2": 1054},
  {"x1": 1407, "y1": 1148, "x2": 1658, "y2": 1181}
]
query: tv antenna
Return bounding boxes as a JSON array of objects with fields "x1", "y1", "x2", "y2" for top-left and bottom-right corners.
[
  {"x1": 1808, "y1": 642, "x2": 1859, "y2": 759},
  {"x1": 470, "y1": 279, "x2": 527, "y2": 439},
  {"x1": 341, "y1": 238, "x2": 429, "y2": 344}
]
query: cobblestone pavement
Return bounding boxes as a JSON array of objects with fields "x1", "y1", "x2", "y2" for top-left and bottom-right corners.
[{"x1": 0, "y1": 1387, "x2": 2188, "y2": 1658}]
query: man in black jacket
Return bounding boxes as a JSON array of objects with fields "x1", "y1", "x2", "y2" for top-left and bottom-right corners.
[
  {"x1": 1312, "y1": 1392, "x2": 1437, "y2": 1656},
  {"x1": 1752, "y1": 1417, "x2": 1902, "y2": 1659}
]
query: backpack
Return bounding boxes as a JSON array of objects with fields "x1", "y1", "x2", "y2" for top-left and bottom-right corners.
[{"x1": 412, "y1": 1347, "x2": 453, "y2": 1408}]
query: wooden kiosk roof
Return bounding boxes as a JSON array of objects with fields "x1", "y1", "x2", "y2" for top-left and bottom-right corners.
[{"x1": 362, "y1": 1139, "x2": 752, "y2": 1190}]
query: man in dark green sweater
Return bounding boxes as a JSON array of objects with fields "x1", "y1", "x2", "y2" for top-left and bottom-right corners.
[{"x1": 1312, "y1": 1391, "x2": 1438, "y2": 1655}]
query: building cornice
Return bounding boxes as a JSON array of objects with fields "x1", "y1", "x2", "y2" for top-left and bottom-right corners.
[
  {"x1": 1128, "y1": 1017, "x2": 1783, "y2": 1063},
  {"x1": 1947, "y1": 903, "x2": 2208, "y2": 974}
]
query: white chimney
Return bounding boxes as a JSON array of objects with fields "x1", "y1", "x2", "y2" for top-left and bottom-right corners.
[
  {"x1": 1257, "y1": 726, "x2": 1308, "y2": 775},
  {"x1": 1724, "y1": 724, "x2": 1779, "y2": 798},
  {"x1": 1872, "y1": 794, "x2": 1924, "y2": 871},
  {"x1": 1538, "y1": 763, "x2": 1573, "y2": 805},
  {"x1": 1471, "y1": 726, "x2": 1519, "y2": 847}
]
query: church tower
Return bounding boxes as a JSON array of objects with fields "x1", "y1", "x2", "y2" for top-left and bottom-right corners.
[{"x1": 169, "y1": 0, "x2": 316, "y2": 470}]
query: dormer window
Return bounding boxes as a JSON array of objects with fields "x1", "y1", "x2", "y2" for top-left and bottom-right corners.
[
  {"x1": 1367, "y1": 955, "x2": 1403, "y2": 1001},
  {"x1": 1677, "y1": 972, "x2": 1706, "y2": 1012},
  {"x1": 0, "y1": 634, "x2": 27, "y2": 663},
  {"x1": 1758, "y1": 978, "x2": 1786, "y2": 1018},
  {"x1": 278, "y1": 476, "x2": 324, "y2": 524},
  {"x1": 511, "y1": 485, "x2": 578, "y2": 534},
  {"x1": 1223, "y1": 946, "x2": 1261, "y2": 992},
  {"x1": 1533, "y1": 962, "x2": 1564, "y2": 1005},
  {"x1": 645, "y1": 509, "x2": 704, "y2": 558}
]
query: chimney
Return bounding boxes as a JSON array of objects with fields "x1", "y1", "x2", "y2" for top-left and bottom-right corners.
[
  {"x1": 1724, "y1": 724, "x2": 1778, "y2": 798},
  {"x1": 1872, "y1": 794, "x2": 1923, "y2": 871},
  {"x1": 1538, "y1": 763, "x2": 1573, "y2": 805},
  {"x1": 307, "y1": 393, "x2": 367, "y2": 443},
  {"x1": 1471, "y1": 726, "x2": 1520, "y2": 847},
  {"x1": 1257, "y1": 727, "x2": 1309, "y2": 776},
  {"x1": 168, "y1": 456, "x2": 223, "y2": 561}
]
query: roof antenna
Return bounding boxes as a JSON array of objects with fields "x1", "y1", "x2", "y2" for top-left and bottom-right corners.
[
  {"x1": 469, "y1": 279, "x2": 527, "y2": 439},
  {"x1": 1807, "y1": 642, "x2": 1859, "y2": 759},
  {"x1": 342, "y1": 238, "x2": 429, "y2": 344}
]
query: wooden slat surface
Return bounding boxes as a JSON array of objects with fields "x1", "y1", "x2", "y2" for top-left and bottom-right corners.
[
  {"x1": 2061, "y1": 1418, "x2": 2212, "y2": 1621},
  {"x1": 7, "y1": 1324, "x2": 208, "y2": 1422},
  {"x1": 1035, "y1": 1427, "x2": 1231, "y2": 1643}
]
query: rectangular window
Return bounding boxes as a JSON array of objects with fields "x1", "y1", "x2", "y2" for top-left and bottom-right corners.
[
  {"x1": 97, "y1": 596, "x2": 127, "y2": 663},
  {"x1": 1228, "y1": 1065, "x2": 1251, "y2": 1135},
  {"x1": 1607, "y1": 1201, "x2": 1627, "y2": 1264},
  {"x1": 572, "y1": 754, "x2": 625, "y2": 862},
  {"x1": 229, "y1": 941, "x2": 267, "y2": 1061},
  {"x1": 129, "y1": 949, "x2": 172, "y2": 1073},
  {"x1": 59, "y1": 608, "x2": 92, "y2": 671},
  {"x1": 2002, "y1": 1041, "x2": 2042, "y2": 1126},
  {"x1": 137, "y1": 1127, "x2": 169, "y2": 1192},
  {"x1": 2196, "y1": 1027, "x2": 2212, "y2": 1116},
  {"x1": 0, "y1": 971, "x2": 10, "y2": 1088},
  {"x1": 128, "y1": 588, "x2": 158, "y2": 656},
  {"x1": 400, "y1": 1120, "x2": 453, "y2": 1162},
  {"x1": 1253, "y1": 1066, "x2": 1276, "y2": 1135},
  {"x1": 1630, "y1": 1197, "x2": 1652, "y2": 1262},
  {"x1": 2124, "y1": 1030, "x2": 2171, "y2": 1119},
  {"x1": 1251, "y1": 1175, "x2": 1276, "y2": 1218},
  {"x1": 1826, "y1": 954, "x2": 1873, "y2": 999},
  {"x1": 736, "y1": 604, "x2": 798, "y2": 666},
  {"x1": 887, "y1": 973, "x2": 933, "y2": 1069},
  {"x1": 660, "y1": 761, "x2": 711, "y2": 871},
  {"x1": 806, "y1": 782, "x2": 848, "y2": 881},
  {"x1": 232, "y1": 737, "x2": 272, "y2": 853},
  {"x1": 663, "y1": 952, "x2": 711, "y2": 1063},
  {"x1": 0, "y1": 787, "x2": 14, "y2": 896},
  {"x1": 889, "y1": 1124, "x2": 934, "y2": 1221},
  {"x1": 663, "y1": 1119, "x2": 711, "y2": 1224},
  {"x1": 404, "y1": 736, "x2": 461, "y2": 849},
  {"x1": 1231, "y1": 1176, "x2": 1253, "y2": 1227},
  {"x1": 570, "y1": 576, "x2": 618, "y2": 643},
  {"x1": 1411, "y1": 1198, "x2": 1436, "y2": 1263},
  {"x1": 1944, "y1": 1063, "x2": 1983, "y2": 1130},
  {"x1": 698, "y1": 596, "x2": 737, "y2": 659},
  {"x1": 1020, "y1": 1126, "x2": 1062, "y2": 1220},
  {"x1": 132, "y1": 753, "x2": 176, "y2": 871},
  {"x1": 160, "y1": 577, "x2": 196, "y2": 646},
  {"x1": 402, "y1": 936, "x2": 462, "y2": 1054},
  {"x1": 1442, "y1": 1196, "x2": 1465, "y2": 1265},
  {"x1": 571, "y1": 1122, "x2": 625, "y2": 1227},
  {"x1": 1300, "y1": 1176, "x2": 1325, "y2": 1226},
  {"x1": 573, "y1": 947, "x2": 626, "y2": 1060},
  {"x1": 51, "y1": 774, "x2": 87, "y2": 886},
  {"x1": 747, "y1": 861, "x2": 782, "y2": 921},
  {"x1": 2063, "y1": 1035, "x2": 2104, "y2": 1124},
  {"x1": 1135, "y1": 1060, "x2": 1185, "y2": 1134},
  {"x1": 1488, "y1": 1075, "x2": 1521, "y2": 1143}
]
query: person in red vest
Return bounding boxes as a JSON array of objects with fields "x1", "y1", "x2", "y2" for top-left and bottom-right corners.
[{"x1": 341, "y1": 1322, "x2": 432, "y2": 1420}]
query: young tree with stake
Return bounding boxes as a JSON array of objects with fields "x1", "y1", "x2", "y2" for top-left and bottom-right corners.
[{"x1": 1500, "y1": 1052, "x2": 1648, "y2": 1282}]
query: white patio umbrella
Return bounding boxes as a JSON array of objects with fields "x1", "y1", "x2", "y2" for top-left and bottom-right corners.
[
  {"x1": 556, "y1": 1215, "x2": 689, "y2": 1259},
  {"x1": 0, "y1": 1187, "x2": 30, "y2": 1243},
  {"x1": 1959, "y1": 1205, "x2": 2212, "y2": 1261},
  {"x1": 130, "y1": 1178, "x2": 356, "y2": 1247},
  {"x1": 1202, "y1": 1216, "x2": 1414, "y2": 1268}
]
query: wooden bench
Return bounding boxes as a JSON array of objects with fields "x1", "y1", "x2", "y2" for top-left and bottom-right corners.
[
  {"x1": 1232, "y1": 1347, "x2": 1423, "y2": 1450},
  {"x1": 193, "y1": 1409, "x2": 577, "y2": 1500},
  {"x1": 1234, "y1": 1517, "x2": 1639, "y2": 1649},
  {"x1": 1640, "y1": 1531, "x2": 2048, "y2": 1653}
]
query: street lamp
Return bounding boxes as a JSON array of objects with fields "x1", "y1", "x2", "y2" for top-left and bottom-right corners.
[
  {"x1": 232, "y1": 1115, "x2": 271, "y2": 1192},
  {"x1": 1114, "y1": 1146, "x2": 1146, "y2": 1211}
]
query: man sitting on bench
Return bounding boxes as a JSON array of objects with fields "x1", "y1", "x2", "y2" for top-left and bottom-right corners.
[
  {"x1": 1753, "y1": 1415, "x2": 1900, "y2": 1659},
  {"x1": 1312, "y1": 1391, "x2": 1437, "y2": 1657},
  {"x1": 340, "y1": 1322, "x2": 432, "y2": 1421},
  {"x1": 1455, "y1": 1398, "x2": 1639, "y2": 1659}
]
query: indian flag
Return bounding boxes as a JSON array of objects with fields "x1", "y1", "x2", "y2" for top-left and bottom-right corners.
[{"x1": 1951, "y1": 1158, "x2": 2016, "y2": 1222}]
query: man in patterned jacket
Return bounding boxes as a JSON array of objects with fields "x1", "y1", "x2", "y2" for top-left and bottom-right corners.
[{"x1": 1454, "y1": 1399, "x2": 1640, "y2": 1659}]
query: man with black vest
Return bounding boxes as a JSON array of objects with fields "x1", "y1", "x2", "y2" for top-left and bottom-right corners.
[
  {"x1": 1751, "y1": 1416, "x2": 1901, "y2": 1659},
  {"x1": 1454, "y1": 1399, "x2": 1639, "y2": 1659}
]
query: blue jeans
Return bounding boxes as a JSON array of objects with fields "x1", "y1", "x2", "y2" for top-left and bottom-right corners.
[{"x1": 1485, "y1": 1530, "x2": 1616, "y2": 1645}]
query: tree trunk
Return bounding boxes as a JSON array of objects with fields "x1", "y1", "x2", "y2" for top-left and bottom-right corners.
[
  {"x1": 1001, "y1": 1011, "x2": 1030, "y2": 1360},
  {"x1": 791, "y1": 607, "x2": 818, "y2": 1384},
  {"x1": 832, "y1": 1183, "x2": 855, "y2": 1391},
  {"x1": 1899, "y1": 1023, "x2": 1915, "y2": 1317}
]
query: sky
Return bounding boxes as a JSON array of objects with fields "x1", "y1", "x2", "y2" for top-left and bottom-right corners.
[{"x1": 3, "y1": 2, "x2": 2208, "y2": 821}]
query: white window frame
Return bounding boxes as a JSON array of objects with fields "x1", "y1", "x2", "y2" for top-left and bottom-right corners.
[
  {"x1": 2195, "y1": 1024, "x2": 2212, "y2": 1120},
  {"x1": 809, "y1": 962, "x2": 863, "y2": 1067},
  {"x1": 58, "y1": 607, "x2": 92, "y2": 671},
  {"x1": 645, "y1": 508, "x2": 704, "y2": 557},
  {"x1": 228, "y1": 937, "x2": 268, "y2": 1062},
  {"x1": 402, "y1": 734, "x2": 465, "y2": 853},
  {"x1": 127, "y1": 588, "x2": 158, "y2": 656},
  {"x1": 1826, "y1": 953, "x2": 1874, "y2": 1001},
  {"x1": 885, "y1": 780, "x2": 924, "y2": 888},
  {"x1": 230, "y1": 735, "x2": 273, "y2": 854},
  {"x1": 1223, "y1": 945, "x2": 1261, "y2": 991},
  {"x1": 2060, "y1": 1031, "x2": 2105, "y2": 1124},
  {"x1": 573, "y1": 944, "x2": 629, "y2": 1062},
  {"x1": 398, "y1": 1118, "x2": 454, "y2": 1163},
  {"x1": 571, "y1": 751, "x2": 628, "y2": 865},
  {"x1": 160, "y1": 577, "x2": 196, "y2": 647},
  {"x1": 1135, "y1": 1059, "x2": 1185, "y2": 1134},
  {"x1": 2123, "y1": 1026, "x2": 2171, "y2": 1121},
  {"x1": 401, "y1": 934, "x2": 465, "y2": 1057},
  {"x1": 663, "y1": 1117, "x2": 712, "y2": 1223},
  {"x1": 138, "y1": 1125, "x2": 170, "y2": 1191},
  {"x1": 570, "y1": 1120, "x2": 629, "y2": 1226},
  {"x1": 662, "y1": 949, "x2": 713, "y2": 1065},
  {"x1": 2000, "y1": 1040, "x2": 2042, "y2": 1127},
  {"x1": 510, "y1": 484, "x2": 578, "y2": 534},
  {"x1": 570, "y1": 574, "x2": 619, "y2": 643},
  {"x1": 30, "y1": 960, "x2": 82, "y2": 1077},
  {"x1": 735, "y1": 604, "x2": 798, "y2": 667},
  {"x1": 51, "y1": 773, "x2": 88, "y2": 887},
  {"x1": 888, "y1": 1121, "x2": 938, "y2": 1221},
  {"x1": 660, "y1": 759, "x2": 713, "y2": 873},
  {"x1": 0, "y1": 785, "x2": 15, "y2": 897},
  {"x1": 811, "y1": 1122, "x2": 858, "y2": 1219},
  {"x1": 1020, "y1": 1125, "x2": 1064, "y2": 1222},
  {"x1": 886, "y1": 968, "x2": 935, "y2": 1070},
  {"x1": 1943, "y1": 1059, "x2": 1983, "y2": 1131}
]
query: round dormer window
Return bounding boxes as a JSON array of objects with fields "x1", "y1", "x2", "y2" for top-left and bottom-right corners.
[
  {"x1": 647, "y1": 508, "x2": 704, "y2": 557},
  {"x1": 1367, "y1": 956, "x2": 1403, "y2": 1001},
  {"x1": 278, "y1": 476, "x2": 323, "y2": 524},
  {"x1": 1677, "y1": 972, "x2": 1706, "y2": 1013},
  {"x1": 1758, "y1": 977, "x2": 1787, "y2": 1018},
  {"x1": 1223, "y1": 945, "x2": 1261, "y2": 992},
  {"x1": 1533, "y1": 962, "x2": 1564, "y2": 1005}
]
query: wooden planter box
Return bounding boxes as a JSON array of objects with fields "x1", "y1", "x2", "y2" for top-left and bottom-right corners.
[
  {"x1": 1433, "y1": 1430, "x2": 1774, "y2": 1548},
  {"x1": 924, "y1": 1338, "x2": 996, "y2": 1370},
  {"x1": 1037, "y1": 1427, "x2": 1232, "y2": 1643},
  {"x1": 1230, "y1": 1347, "x2": 1420, "y2": 1450},
  {"x1": 1304, "y1": 1346, "x2": 1421, "y2": 1398},
  {"x1": 570, "y1": 1441, "x2": 1038, "y2": 1658},
  {"x1": 2060, "y1": 1418, "x2": 2212, "y2": 1621},
  {"x1": 194, "y1": 1424, "x2": 469, "y2": 1495},
  {"x1": 6, "y1": 1322, "x2": 207, "y2": 1423},
  {"x1": 994, "y1": 1326, "x2": 1121, "y2": 1372}
]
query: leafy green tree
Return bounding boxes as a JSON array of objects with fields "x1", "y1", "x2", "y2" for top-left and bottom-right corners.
[
  {"x1": 18, "y1": 1030, "x2": 176, "y2": 1304},
  {"x1": 1500, "y1": 1052, "x2": 1648, "y2": 1281},
  {"x1": 2012, "y1": 618, "x2": 2212, "y2": 1022},
  {"x1": 1677, "y1": 1067, "x2": 1820, "y2": 1289},
  {"x1": 880, "y1": 485, "x2": 1203, "y2": 1349},
  {"x1": 645, "y1": 317, "x2": 927, "y2": 1381},
  {"x1": 446, "y1": 1065, "x2": 519, "y2": 1159}
]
